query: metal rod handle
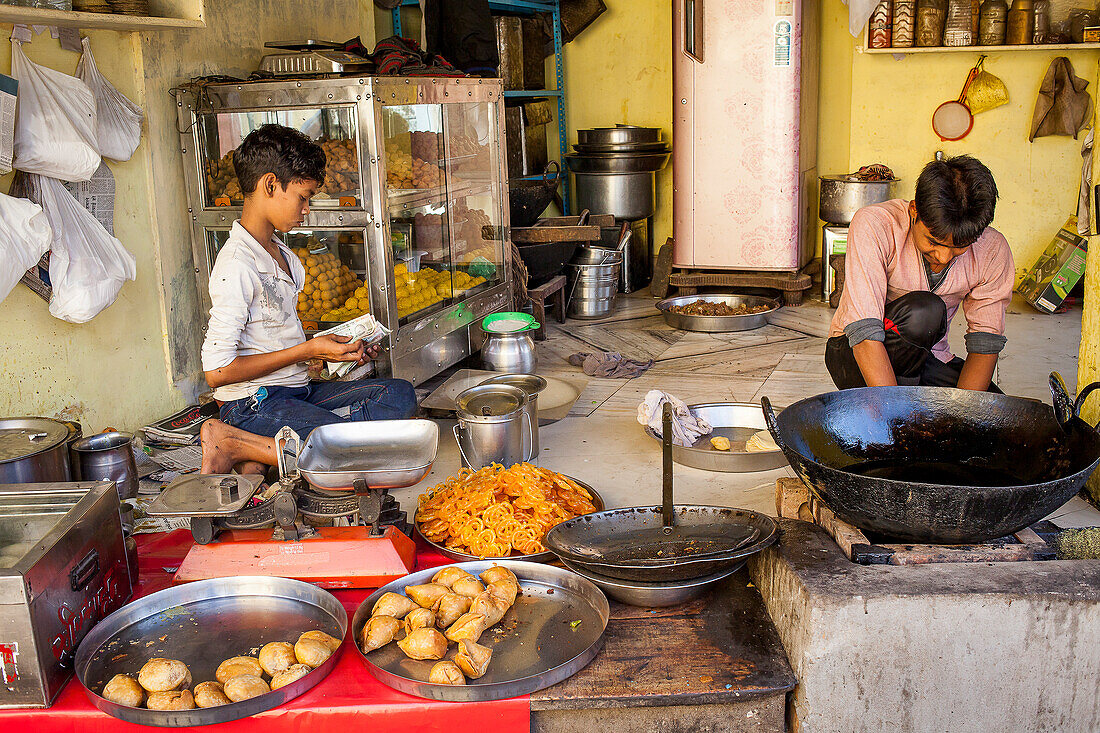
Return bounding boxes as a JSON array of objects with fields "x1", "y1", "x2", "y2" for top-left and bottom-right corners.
[
  {"x1": 662, "y1": 402, "x2": 674, "y2": 529},
  {"x1": 761, "y1": 397, "x2": 786, "y2": 453},
  {"x1": 684, "y1": 0, "x2": 705, "y2": 63}
]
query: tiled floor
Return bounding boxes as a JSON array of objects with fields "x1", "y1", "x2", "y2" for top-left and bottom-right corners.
[{"x1": 395, "y1": 291, "x2": 1099, "y2": 530}]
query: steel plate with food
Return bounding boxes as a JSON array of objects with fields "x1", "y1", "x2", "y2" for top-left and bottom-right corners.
[
  {"x1": 414, "y1": 463, "x2": 603, "y2": 562},
  {"x1": 643, "y1": 403, "x2": 788, "y2": 473},
  {"x1": 74, "y1": 577, "x2": 346, "y2": 727},
  {"x1": 656, "y1": 294, "x2": 779, "y2": 333},
  {"x1": 352, "y1": 560, "x2": 609, "y2": 701}
]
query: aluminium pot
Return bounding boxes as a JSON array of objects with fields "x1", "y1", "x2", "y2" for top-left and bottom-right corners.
[
  {"x1": 818, "y1": 175, "x2": 899, "y2": 225},
  {"x1": 453, "y1": 384, "x2": 535, "y2": 468},
  {"x1": 480, "y1": 374, "x2": 546, "y2": 459},
  {"x1": 0, "y1": 417, "x2": 73, "y2": 484},
  {"x1": 573, "y1": 171, "x2": 656, "y2": 221},
  {"x1": 72, "y1": 431, "x2": 139, "y2": 501}
]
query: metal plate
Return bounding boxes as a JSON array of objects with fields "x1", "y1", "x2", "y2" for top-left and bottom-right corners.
[
  {"x1": 559, "y1": 558, "x2": 743, "y2": 608},
  {"x1": 656, "y1": 295, "x2": 780, "y2": 333},
  {"x1": 145, "y1": 474, "x2": 264, "y2": 517},
  {"x1": 643, "y1": 403, "x2": 788, "y2": 473},
  {"x1": 74, "y1": 577, "x2": 347, "y2": 727},
  {"x1": 415, "y1": 480, "x2": 605, "y2": 563},
  {"x1": 421, "y1": 369, "x2": 586, "y2": 425},
  {"x1": 297, "y1": 419, "x2": 439, "y2": 491},
  {"x1": 352, "y1": 560, "x2": 608, "y2": 701}
]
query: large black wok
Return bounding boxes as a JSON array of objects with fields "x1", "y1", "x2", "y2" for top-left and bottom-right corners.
[{"x1": 762, "y1": 373, "x2": 1100, "y2": 544}]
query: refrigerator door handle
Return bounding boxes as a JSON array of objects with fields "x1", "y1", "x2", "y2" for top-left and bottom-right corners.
[{"x1": 684, "y1": 0, "x2": 704, "y2": 63}]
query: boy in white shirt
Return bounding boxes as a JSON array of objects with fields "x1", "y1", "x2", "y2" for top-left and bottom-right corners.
[{"x1": 198, "y1": 124, "x2": 416, "y2": 474}]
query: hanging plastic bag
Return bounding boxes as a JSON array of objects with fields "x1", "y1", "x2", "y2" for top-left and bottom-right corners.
[
  {"x1": 964, "y1": 56, "x2": 1009, "y2": 115},
  {"x1": 76, "y1": 37, "x2": 143, "y2": 162},
  {"x1": 0, "y1": 192, "x2": 52, "y2": 305},
  {"x1": 21, "y1": 174, "x2": 136, "y2": 323},
  {"x1": 10, "y1": 40, "x2": 100, "y2": 182}
]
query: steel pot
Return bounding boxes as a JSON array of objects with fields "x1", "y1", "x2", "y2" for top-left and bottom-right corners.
[
  {"x1": 818, "y1": 175, "x2": 900, "y2": 225},
  {"x1": 574, "y1": 171, "x2": 656, "y2": 220},
  {"x1": 481, "y1": 327, "x2": 537, "y2": 375},
  {"x1": 565, "y1": 153, "x2": 671, "y2": 175},
  {"x1": 481, "y1": 374, "x2": 546, "y2": 460},
  {"x1": 72, "y1": 432, "x2": 139, "y2": 501},
  {"x1": 453, "y1": 384, "x2": 534, "y2": 469},
  {"x1": 0, "y1": 417, "x2": 73, "y2": 484},
  {"x1": 578, "y1": 125, "x2": 662, "y2": 145}
]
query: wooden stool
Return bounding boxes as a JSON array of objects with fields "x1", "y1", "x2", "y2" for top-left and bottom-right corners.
[{"x1": 528, "y1": 275, "x2": 567, "y2": 341}]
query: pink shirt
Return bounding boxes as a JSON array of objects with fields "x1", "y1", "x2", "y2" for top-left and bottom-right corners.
[{"x1": 829, "y1": 200, "x2": 1015, "y2": 363}]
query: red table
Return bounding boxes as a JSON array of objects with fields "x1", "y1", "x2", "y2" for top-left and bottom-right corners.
[{"x1": 0, "y1": 531, "x2": 530, "y2": 732}]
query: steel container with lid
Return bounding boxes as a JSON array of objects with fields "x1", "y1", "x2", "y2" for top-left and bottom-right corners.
[
  {"x1": 0, "y1": 417, "x2": 73, "y2": 484},
  {"x1": 454, "y1": 384, "x2": 533, "y2": 469},
  {"x1": 481, "y1": 374, "x2": 547, "y2": 459}
]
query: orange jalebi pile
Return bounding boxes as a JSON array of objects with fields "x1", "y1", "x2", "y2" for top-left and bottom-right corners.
[{"x1": 416, "y1": 462, "x2": 598, "y2": 557}]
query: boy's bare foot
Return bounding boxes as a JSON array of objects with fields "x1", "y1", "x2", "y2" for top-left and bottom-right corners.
[
  {"x1": 234, "y1": 460, "x2": 269, "y2": 478},
  {"x1": 200, "y1": 420, "x2": 242, "y2": 474}
]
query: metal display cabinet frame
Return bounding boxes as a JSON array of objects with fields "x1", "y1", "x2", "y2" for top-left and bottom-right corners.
[{"x1": 175, "y1": 76, "x2": 513, "y2": 386}]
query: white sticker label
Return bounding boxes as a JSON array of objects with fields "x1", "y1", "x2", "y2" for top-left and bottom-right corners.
[
  {"x1": 774, "y1": 21, "x2": 792, "y2": 67},
  {"x1": 775, "y1": 0, "x2": 794, "y2": 15},
  {"x1": 0, "y1": 642, "x2": 18, "y2": 685}
]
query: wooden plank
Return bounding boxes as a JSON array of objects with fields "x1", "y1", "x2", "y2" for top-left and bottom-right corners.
[
  {"x1": 885, "y1": 543, "x2": 1039, "y2": 565},
  {"x1": 511, "y1": 224, "x2": 602, "y2": 243},
  {"x1": 1013, "y1": 527, "x2": 1045, "y2": 546},
  {"x1": 775, "y1": 477, "x2": 809, "y2": 519},
  {"x1": 0, "y1": 4, "x2": 205, "y2": 29},
  {"x1": 862, "y1": 42, "x2": 1100, "y2": 54}
]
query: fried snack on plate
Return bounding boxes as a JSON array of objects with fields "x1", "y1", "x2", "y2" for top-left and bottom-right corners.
[
  {"x1": 147, "y1": 690, "x2": 195, "y2": 711},
  {"x1": 452, "y1": 577, "x2": 485, "y2": 598},
  {"x1": 470, "y1": 590, "x2": 509, "y2": 626},
  {"x1": 406, "y1": 583, "x2": 450, "y2": 608},
  {"x1": 258, "y1": 642, "x2": 297, "y2": 676},
  {"x1": 298, "y1": 630, "x2": 342, "y2": 652},
  {"x1": 223, "y1": 675, "x2": 269, "y2": 702},
  {"x1": 710, "y1": 436, "x2": 731, "y2": 451},
  {"x1": 428, "y1": 661, "x2": 466, "y2": 686},
  {"x1": 397, "y1": 628, "x2": 448, "y2": 660},
  {"x1": 432, "y1": 592, "x2": 472, "y2": 628},
  {"x1": 270, "y1": 664, "x2": 312, "y2": 690},
  {"x1": 403, "y1": 607, "x2": 436, "y2": 636},
  {"x1": 294, "y1": 637, "x2": 333, "y2": 668},
  {"x1": 102, "y1": 674, "x2": 144, "y2": 707},
  {"x1": 360, "y1": 615, "x2": 401, "y2": 653},
  {"x1": 479, "y1": 566, "x2": 518, "y2": 586},
  {"x1": 488, "y1": 579, "x2": 519, "y2": 607},
  {"x1": 138, "y1": 658, "x2": 190, "y2": 693},
  {"x1": 454, "y1": 639, "x2": 492, "y2": 679},
  {"x1": 371, "y1": 591, "x2": 419, "y2": 619},
  {"x1": 430, "y1": 567, "x2": 475, "y2": 588},
  {"x1": 215, "y1": 657, "x2": 262, "y2": 685},
  {"x1": 445, "y1": 612, "x2": 487, "y2": 644},
  {"x1": 193, "y1": 681, "x2": 230, "y2": 708},
  {"x1": 416, "y1": 463, "x2": 597, "y2": 557}
]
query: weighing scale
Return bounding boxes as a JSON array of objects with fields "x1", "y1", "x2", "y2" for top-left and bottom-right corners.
[{"x1": 147, "y1": 422, "x2": 438, "y2": 588}]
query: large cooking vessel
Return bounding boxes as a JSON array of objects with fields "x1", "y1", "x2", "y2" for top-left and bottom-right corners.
[
  {"x1": 762, "y1": 373, "x2": 1100, "y2": 544},
  {"x1": 818, "y1": 175, "x2": 899, "y2": 225},
  {"x1": 72, "y1": 431, "x2": 139, "y2": 500},
  {"x1": 0, "y1": 417, "x2": 74, "y2": 484}
]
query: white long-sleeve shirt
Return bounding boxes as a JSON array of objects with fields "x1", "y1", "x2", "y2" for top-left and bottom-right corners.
[{"x1": 200, "y1": 221, "x2": 309, "y2": 402}]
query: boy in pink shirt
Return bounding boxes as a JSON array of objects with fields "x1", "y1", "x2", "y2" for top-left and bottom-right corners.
[{"x1": 827, "y1": 156, "x2": 1014, "y2": 392}]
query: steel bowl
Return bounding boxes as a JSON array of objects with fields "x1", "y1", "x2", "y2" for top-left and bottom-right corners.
[
  {"x1": 577, "y1": 125, "x2": 662, "y2": 145},
  {"x1": 572, "y1": 141, "x2": 671, "y2": 154},
  {"x1": 415, "y1": 479, "x2": 604, "y2": 563},
  {"x1": 643, "y1": 403, "x2": 788, "y2": 473},
  {"x1": 559, "y1": 558, "x2": 744, "y2": 607},
  {"x1": 818, "y1": 175, "x2": 899, "y2": 225},
  {"x1": 296, "y1": 419, "x2": 438, "y2": 491},
  {"x1": 656, "y1": 294, "x2": 780, "y2": 333}
]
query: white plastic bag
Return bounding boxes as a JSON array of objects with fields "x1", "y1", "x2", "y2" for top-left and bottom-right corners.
[
  {"x1": 23, "y1": 174, "x2": 136, "y2": 323},
  {"x1": 0, "y1": 191, "x2": 51, "y2": 305},
  {"x1": 10, "y1": 41, "x2": 100, "y2": 182},
  {"x1": 76, "y1": 37, "x2": 142, "y2": 162}
]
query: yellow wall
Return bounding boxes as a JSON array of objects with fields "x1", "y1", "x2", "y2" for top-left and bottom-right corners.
[
  {"x1": 819, "y1": 0, "x2": 1095, "y2": 280},
  {"x1": 0, "y1": 1, "x2": 373, "y2": 431}
]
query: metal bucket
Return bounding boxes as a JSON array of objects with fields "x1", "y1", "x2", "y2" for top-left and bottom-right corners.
[
  {"x1": 453, "y1": 384, "x2": 534, "y2": 469},
  {"x1": 480, "y1": 374, "x2": 546, "y2": 460},
  {"x1": 72, "y1": 431, "x2": 139, "y2": 501},
  {"x1": 567, "y1": 255, "x2": 622, "y2": 320}
]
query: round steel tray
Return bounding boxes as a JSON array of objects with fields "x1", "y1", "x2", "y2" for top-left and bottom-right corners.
[
  {"x1": 74, "y1": 577, "x2": 347, "y2": 727},
  {"x1": 656, "y1": 294, "x2": 780, "y2": 333},
  {"x1": 352, "y1": 560, "x2": 608, "y2": 701},
  {"x1": 415, "y1": 479, "x2": 604, "y2": 563},
  {"x1": 643, "y1": 403, "x2": 788, "y2": 473},
  {"x1": 560, "y1": 558, "x2": 744, "y2": 607}
]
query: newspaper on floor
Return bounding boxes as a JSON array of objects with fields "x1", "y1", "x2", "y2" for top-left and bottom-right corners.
[
  {"x1": 0, "y1": 74, "x2": 15, "y2": 175},
  {"x1": 150, "y1": 445, "x2": 203, "y2": 472},
  {"x1": 143, "y1": 403, "x2": 218, "y2": 446}
]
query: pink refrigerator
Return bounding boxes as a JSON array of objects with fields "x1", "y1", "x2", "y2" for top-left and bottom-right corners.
[{"x1": 673, "y1": 0, "x2": 819, "y2": 271}]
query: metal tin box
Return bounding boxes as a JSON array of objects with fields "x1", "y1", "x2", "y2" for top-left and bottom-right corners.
[{"x1": 0, "y1": 482, "x2": 132, "y2": 708}]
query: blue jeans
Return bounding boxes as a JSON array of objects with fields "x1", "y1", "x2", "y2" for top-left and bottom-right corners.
[{"x1": 219, "y1": 379, "x2": 418, "y2": 440}]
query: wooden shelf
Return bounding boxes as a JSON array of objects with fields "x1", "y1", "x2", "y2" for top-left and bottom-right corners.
[
  {"x1": 861, "y1": 42, "x2": 1100, "y2": 54},
  {"x1": 0, "y1": 5, "x2": 204, "y2": 30}
]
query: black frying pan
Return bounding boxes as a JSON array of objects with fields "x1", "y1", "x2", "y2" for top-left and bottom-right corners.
[
  {"x1": 544, "y1": 403, "x2": 780, "y2": 582},
  {"x1": 762, "y1": 372, "x2": 1100, "y2": 544}
]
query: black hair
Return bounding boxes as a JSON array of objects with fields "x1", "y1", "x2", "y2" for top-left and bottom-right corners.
[
  {"x1": 232, "y1": 124, "x2": 326, "y2": 195},
  {"x1": 914, "y1": 155, "x2": 998, "y2": 247}
]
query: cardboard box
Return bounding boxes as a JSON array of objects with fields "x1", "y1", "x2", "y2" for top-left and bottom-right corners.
[{"x1": 1018, "y1": 216, "x2": 1088, "y2": 314}]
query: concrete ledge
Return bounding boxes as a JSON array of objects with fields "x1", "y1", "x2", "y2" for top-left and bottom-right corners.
[
  {"x1": 749, "y1": 519, "x2": 1100, "y2": 733},
  {"x1": 532, "y1": 698, "x2": 786, "y2": 733}
]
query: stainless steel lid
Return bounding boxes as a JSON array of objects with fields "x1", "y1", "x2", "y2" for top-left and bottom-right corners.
[
  {"x1": 72, "y1": 431, "x2": 134, "y2": 453},
  {"x1": 481, "y1": 374, "x2": 548, "y2": 401},
  {"x1": 0, "y1": 417, "x2": 70, "y2": 463},
  {"x1": 577, "y1": 125, "x2": 662, "y2": 144},
  {"x1": 145, "y1": 473, "x2": 265, "y2": 517},
  {"x1": 456, "y1": 384, "x2": 526, "y2": 422}
]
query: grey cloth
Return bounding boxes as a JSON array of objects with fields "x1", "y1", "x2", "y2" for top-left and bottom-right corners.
[
  {"x1": 568, "y1": 351, "x2": 654, "y2": 379},
  {"x1": 844, "y1": 317, "x2": 886, "y2": 347},
  {"x1": 964, "y1": 331, "x2": 1007, "y2": 355}
]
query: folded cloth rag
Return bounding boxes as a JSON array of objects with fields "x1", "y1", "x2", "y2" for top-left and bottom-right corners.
[
  {"x1": 568, "y1": 351, "x2": 654, "y2": 379},
  {"x1": 1029, "y1": 56, "x2": 1092, "y2": 142},
  {"x1": 636, "y1": 390, "x2": 712, "y2": 448}
]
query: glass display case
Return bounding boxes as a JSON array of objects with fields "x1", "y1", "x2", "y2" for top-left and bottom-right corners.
[{"x1": 176, "y1": 77, "x2": 512, "y2": 385}]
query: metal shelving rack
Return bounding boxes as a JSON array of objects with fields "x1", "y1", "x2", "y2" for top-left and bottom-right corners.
[{"x1": 392, "y1": 0, "x2": 571, "y2": 213}]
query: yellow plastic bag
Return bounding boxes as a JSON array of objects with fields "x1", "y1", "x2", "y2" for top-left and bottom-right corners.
[{"x1": 964, "y1": 57, "x2": 1009, "y2": 114}]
